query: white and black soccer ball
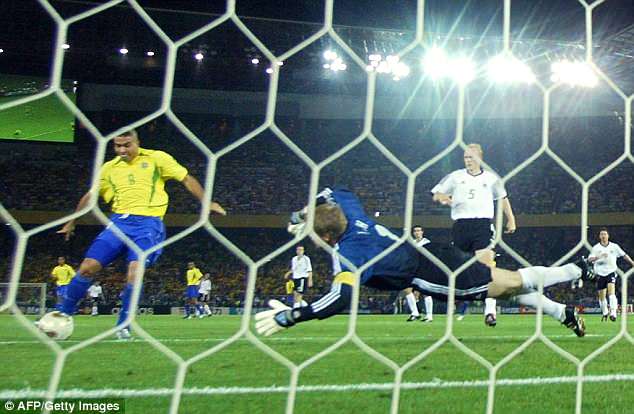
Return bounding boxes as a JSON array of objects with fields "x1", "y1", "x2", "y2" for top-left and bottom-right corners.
[{"x1": 37, "y1": 311, "x2": 74, "y2": 340}]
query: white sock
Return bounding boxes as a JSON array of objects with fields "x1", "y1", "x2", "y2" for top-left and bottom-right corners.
[
  {"x1": 484, "y1": 298, "x2": 497, "y2": 317},
  {"x1": 204, "y1": 304, "x2": 211, "y2": 315},
  {"x1": 515, "y1": 290, "x2": 566, "y2": 322},
  {"x1": 424, "y1": 296, "x2": 433, "y2": 319},
  {"x1": 519, "y1": 264, "x2": 581, "y2": 290},
  {"x1": 92, "y1": 306, "x2": 98, "y2": 315},
  {"x1": 609, "y1": 294, "x2": 618, "y2": 317},
  {"x1": 405, "y1": 293, "x2": 420, "y2": 316},
  {"x1": 599, "y1": 298, "x2": 608, "y2": 316}
]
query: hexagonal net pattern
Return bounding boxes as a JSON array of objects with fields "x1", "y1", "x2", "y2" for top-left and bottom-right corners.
[{"x1": 1, "y1": 0, "x2": 633, "y2": 413}]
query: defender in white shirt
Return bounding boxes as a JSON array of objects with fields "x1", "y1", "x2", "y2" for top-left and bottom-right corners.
[
  {"x1": 431, "y1": 144, "x2": 516, "y2": 327},
  {"x1": 403, "y1": 225, "x2": 434, "y2": 323},
  {"x1": 588, "y1": 228, "x2": 634, "y2": 321},
  {"x1": 198, "y1": 273, "x2": 213, "y2": 317},
  {"x1": 87, "y1": 281, "x2": 103, "y2": 316},
  {"x1": 284, "y1": 246, "x2": 313, "y2": 309}
]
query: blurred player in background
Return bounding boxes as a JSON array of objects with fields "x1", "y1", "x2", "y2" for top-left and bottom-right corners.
[
  {"x1": 87, "y1": 281, "x2": 103, "y2": 316},
  {"x1": 198, "y1": 273, "x2": 213, "y2": 317},
  {"x1": 403, "y1": 225, "x2": 434, "y2": 322},
  {"x1": 184, "y1": 262, "x2": 204, "y2": 319},
  {"x1": 257, "y1": 188, "x2": 587, "y2": 338},
  {"x1": 284, "y1": 246, "x2": 313, "y2": 308},
  {"x1": 285, "y1": 278, "x2": 295, "y2": 306},
  {"x1": 50, "y1": 256, "x2": 74, "y2": 309},
  {"x1": 432, "y1": 143, "x2": 516, "y2": 327},
  {"x1": 54, "y1": 129, "x2": 226, "y2": 339},
  {"x1": 589, "y1": 228, "x2": 634, "y2": 321}
]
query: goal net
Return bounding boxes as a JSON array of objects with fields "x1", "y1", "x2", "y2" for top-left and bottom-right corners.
[
  {"x1": 0, "y1": 283, "x2": 47, "y2": 317},
  {"x1": 1, "y1": 0, "x2": 633, "y2": 413}
]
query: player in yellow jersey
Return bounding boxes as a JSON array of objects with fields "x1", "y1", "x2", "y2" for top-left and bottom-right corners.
[
  {"x1": 52, "y1": 130, "x2": 226, "y2": 339},
  {"x1": 184, "y1": 262, "x2": 204, "y2": 319},
  {"x1": 285, "y1": 279, "x2": 295, "y2": 306},
  {"x1": 50, "y1": 256, "x2": 74, "y2": 309}
]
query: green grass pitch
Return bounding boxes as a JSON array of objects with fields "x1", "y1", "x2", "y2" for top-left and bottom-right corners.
[
  {"x1": 1, "y1": 314, "x2": 632, "y2": 413},
  {"x1": 0, "y1": 75, "x2": 75, "y2": 143}
]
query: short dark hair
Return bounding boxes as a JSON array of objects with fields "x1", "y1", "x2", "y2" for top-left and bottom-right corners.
[
  {"x1": 117, "y1": 129, "x2": 138, "y2": 140},
  {"x1": 598, "y1": 227, "x2": 609, "y2": 234}
]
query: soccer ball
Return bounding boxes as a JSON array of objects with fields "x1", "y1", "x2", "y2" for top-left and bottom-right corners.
[{"x1": 36, "y1": 311, "x2": 74, "y2": 340}]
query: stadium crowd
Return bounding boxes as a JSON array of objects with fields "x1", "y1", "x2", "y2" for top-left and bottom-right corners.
[{"x1": 1, "y1": 114, "x2": 632, "y2": 216}]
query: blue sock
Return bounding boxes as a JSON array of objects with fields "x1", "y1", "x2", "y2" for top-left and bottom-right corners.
[
  {"x1": 196, "y1": 304, "x2": 204, "y2": 315},
  {"x1": 60, "y1": 274, "x2": 92, "y2": 315},
  {"x1": 116, "y1": 283, "x2": 135, "y2": 328},
  {"x1": 458, "y1": 301, "x2": 470, "y2": 315},
  {"x1": 184, "y1": 304, "x2": 191, "y2": 316}
]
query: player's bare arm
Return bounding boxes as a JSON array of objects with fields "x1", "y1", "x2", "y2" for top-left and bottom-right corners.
[
  {"x1": 502, "y1": 197, "x2": 516, "y2": 234},
  {"x1": 180, "y1": 174, "x2": 227, "y2": 215},
  {"x1": 432, "y1": 192, "x2": 452, "y2": 206},
  {"x1": 57, "y1": 191, "x2": 94, "y2": 241}
]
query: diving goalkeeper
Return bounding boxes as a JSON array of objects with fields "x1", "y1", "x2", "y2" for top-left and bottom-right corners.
[{"x1": 255, "y1": 188, "x2": 590, "y2": 337}]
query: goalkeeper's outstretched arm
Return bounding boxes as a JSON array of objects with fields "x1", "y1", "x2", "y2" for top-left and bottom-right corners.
[{"x1": 255, "y1": 272, "x2": 354, "y2": 336}]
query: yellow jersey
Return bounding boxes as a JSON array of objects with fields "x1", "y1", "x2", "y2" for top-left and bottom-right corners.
[
  {"x1": 285, "y1": 279, "x2": 295, "y2": 294},
  {"x1": 186, "y1": 267, "x2": 203, "y2": 286},
  {"x1": 51, "y1": 264, "x2": 74, "y2": 286},
  {"x1": 99, "y1": 148, "x2": 188, "y2": 218}
]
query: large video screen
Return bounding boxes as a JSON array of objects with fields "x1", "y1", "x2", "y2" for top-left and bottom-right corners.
[{"x1": 0, "y1": 74, "x2": 76, "y2": 142}]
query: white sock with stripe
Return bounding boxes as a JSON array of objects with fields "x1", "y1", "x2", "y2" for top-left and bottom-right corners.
[
  {"x1": 424, "y1": 296, "x2": 433, "y2": 319},
  {"x1": 609, "y1": 294, "x2": 618, "y2": 317},
  {"x1": 515, "y1": 290, "x2": 566, "y2": 322},
  {"x1": 484, "y1": 298, "x2": 496, "y2": 317},
  {"x1": 405, "y1": 293, "x2": 420, "y2": 316},
  {"x1": 600, "y1": 298, "x2": 608, "y2": 316},
  {"x1": 519, "y1": 264, "x2": 581, "y2": 290}
]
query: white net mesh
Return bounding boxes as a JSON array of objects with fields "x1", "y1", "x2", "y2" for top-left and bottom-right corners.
[{"x1": 1, "y1": 0, "x2": 633, "y2": 413}]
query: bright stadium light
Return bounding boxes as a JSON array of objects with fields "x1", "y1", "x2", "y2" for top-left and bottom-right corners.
[
  {"x1": 550, "y1": 60, "x2": 598, "y2": 87},
  {"x1": 449, "y1": 57, "x2": 476, "y2": 84},
  {"x1": 194, "y1": 52, "x2": 204, "y2": 61},
  {"x1": 487, "y1": 54, "x2": 535, "y2": 84},
  {"x1": 0, "y1": 48, "x2": 4, "y2": 54},
  {"x1": 251, "y1": 58, "x2": 259, "y2": 64},
  {"x1": 62, "y1": 43, "x2": 70, "y2": 50},
  {"x1": 119, "y1": 48, "x2": 129, "y2": 55},
  {"x1": 369, "y1": 54, "x2": 382, "y2": 62},
  {"x1": 265, "y1": 67, "x2": 273, "y2": 74},
  {"x1": 146, "y1": 51, "x2": 155, "y2": 57},
  {"x1": 323, "y1": 50, "x2": 337, "y2": 61},
  {"x1": 422, "y1": 47, "x2": 450, "y2": 80}
]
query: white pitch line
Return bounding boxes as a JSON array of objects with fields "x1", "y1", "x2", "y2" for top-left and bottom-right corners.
[
  {"x1": 2, "y1": 373, "x2": 634, "y2": 399},
  {"x1": 0, "y1": 333, "x2": 608, "y2": 346}
]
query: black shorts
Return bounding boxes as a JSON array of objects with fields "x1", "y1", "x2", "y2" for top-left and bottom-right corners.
[
  {"x1": 199, "y1": 293, "x2": 210, "y2": 302},
  {"x1": 293, "y1": 278, "x2": 308, "y2": 294},
  {"x1": 596, "y1": 273, "x2": 618, "y2": 291},
  {"x1": 410, "y1": 244, "x2": 492, "y2": 301},
  {"x1": 452, "y1": 218, "x2": 494, "y2": 252},
  {"x1": 365, "y1": 244, "x2": 492, "y2": 301}
]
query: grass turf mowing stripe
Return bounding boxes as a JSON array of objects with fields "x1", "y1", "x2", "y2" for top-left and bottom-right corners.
[
  {"x1": 2, "y1": 373, "x2": 634, "y2": 398},
  {"x1": 0, "y1": 333, "x2": 608, "y2": 345}
]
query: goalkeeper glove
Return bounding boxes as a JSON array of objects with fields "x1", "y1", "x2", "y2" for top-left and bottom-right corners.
[{"x1": 255, "y1": 300, "x2": 296, "y2": 336}]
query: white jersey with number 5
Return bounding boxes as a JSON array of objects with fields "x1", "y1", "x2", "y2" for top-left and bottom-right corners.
[
  {"x1": 590, "y1": 242, "x2": 626, "y2": 276},
  {"x1": 199, "y1": 279, "x2": 211, "y2": 294},
  {"x1": 431, "y1": 169, "x2": 506, "y2": 220}
]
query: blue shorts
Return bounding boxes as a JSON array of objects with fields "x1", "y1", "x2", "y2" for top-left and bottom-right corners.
[
  {"x1": 186, "y1": 285, "x2": 200, "y2": 299},
  {"x1": 56, "y1": 285, "x2": 68, "y2": 298},
  {"x1": 85, "y1": 214, "x2": 166, "y2": 267}
]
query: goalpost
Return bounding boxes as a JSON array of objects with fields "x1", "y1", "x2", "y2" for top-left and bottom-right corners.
[
  {"x1": 0, "y1": 283, "x2": 47, "y2": 317},
  {"x1": 0, "y1": 1, "x2": 632, "y2": 414}
]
